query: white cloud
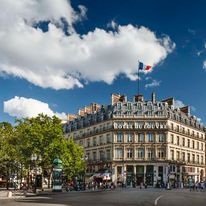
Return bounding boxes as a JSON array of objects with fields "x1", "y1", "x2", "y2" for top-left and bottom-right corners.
[
  {"x1": 190, "y1": 106, "x2": 196, "y2": 112},
  {"x1": 107, "y1": 20, "x2": 118, "y2": 29},
  {"x1": 145, "y1": 76, "x2": 152, "y2": 81},
  {"x1": 4, "y1": 96, "x2": 67, "y2": 120},
  {"x1": 188, "y1": 28, "x2": 196, "y2": 35},
  {"x1": 203, "y1": 61, "x2": 206, "y2": 70},
  {"x1": 174, "y1": 100, "x2": 185, "y2": 109},
  {"x1": 0, "y1": 0, "x2": 175, "y2": 90},
  {"x1": 145, "y1": 79, "x2": 161, "y2": 89}
]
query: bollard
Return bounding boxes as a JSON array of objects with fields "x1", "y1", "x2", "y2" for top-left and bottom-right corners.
[
  {"x1": 7, "y1": 191, "x2": 12, "y2": 198},
  {"x1": 23, "y1": 190, "x2": 27, "y2": 196}
]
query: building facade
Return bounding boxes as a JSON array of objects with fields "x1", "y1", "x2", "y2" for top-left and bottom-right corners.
[{"x1": 64, "y1": 93, "x2": 206, "y2": 187}]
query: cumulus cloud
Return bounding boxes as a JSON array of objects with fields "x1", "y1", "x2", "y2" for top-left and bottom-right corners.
[
  {"x1": 0, "y1": 0, "x2": 175, "y2": 90},
  {"x1": 4, "y1": 96, "x2": 67, "y2": 120},
  {"x1": 145, "y1": 79, "x2": 161, "y2": 89}
]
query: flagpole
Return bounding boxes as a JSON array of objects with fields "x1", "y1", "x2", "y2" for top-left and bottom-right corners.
[{"x1": 138, "y1": 62, "x2": 140, "y2": 95}]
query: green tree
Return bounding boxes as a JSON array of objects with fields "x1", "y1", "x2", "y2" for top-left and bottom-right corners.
[
  {"x1": 61, "y1": 138, "x2": 85, "y2": 180},
  {"x1": 15, "y1": 114, "x2": 85, "y2": 187},
  {"x1": 0, "y1": 122, "x2": 18, "y2": 189}
]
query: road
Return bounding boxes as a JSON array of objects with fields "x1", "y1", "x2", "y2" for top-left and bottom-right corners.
[{"x1": 1, "y1": 188, "x2": 206, "y2": 206}]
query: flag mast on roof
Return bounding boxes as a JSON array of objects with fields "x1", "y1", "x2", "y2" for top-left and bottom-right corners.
[{"x1": 137, "y1": 61, "x2": 152, "y2": 95}]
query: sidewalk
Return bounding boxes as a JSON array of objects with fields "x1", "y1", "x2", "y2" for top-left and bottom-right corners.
[{"x1": 0, "y1": 189, "x2": 39, "y2": 200}]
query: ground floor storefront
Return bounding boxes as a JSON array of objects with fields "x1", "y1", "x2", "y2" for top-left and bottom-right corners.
[{"x1": 112, "y1": 162, "x2": 205, "y2": 187}]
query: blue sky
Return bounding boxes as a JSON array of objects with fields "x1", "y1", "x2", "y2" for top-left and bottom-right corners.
[{"x1": 1, "y1": 0, "x2": 206, "y2": 124}]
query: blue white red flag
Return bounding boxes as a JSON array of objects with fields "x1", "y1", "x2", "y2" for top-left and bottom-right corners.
[{"x1": 138, "y1": 61, "x2": 152, "y2": 71}]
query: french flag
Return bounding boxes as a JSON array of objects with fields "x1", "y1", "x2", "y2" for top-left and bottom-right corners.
[{"x1": 138, "y1": 61, "x2": 152, "y2": 71}]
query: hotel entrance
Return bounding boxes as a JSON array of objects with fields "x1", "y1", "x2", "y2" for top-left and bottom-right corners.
[{"x1": 136, "y1": 165, "x2": 144, "y2": 185}]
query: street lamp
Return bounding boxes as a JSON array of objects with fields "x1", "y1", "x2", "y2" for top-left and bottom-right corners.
[
  {"x1": 31, "y1": 154, "x2": 42, "y2": 192},
  {"x1": 82, "y1": 155, "x2": 88, "y2": 190}
]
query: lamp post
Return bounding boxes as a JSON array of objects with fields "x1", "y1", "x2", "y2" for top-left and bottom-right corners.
[
  {"x1": 31, "y1": 154, "x2": 42, "y2": 193},
  {"x1": 82, "y1": 155, "x2": 88, "y2": 190}
]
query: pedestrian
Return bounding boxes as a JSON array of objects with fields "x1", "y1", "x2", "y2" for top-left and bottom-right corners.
[
  {"x1": 195, "y1": 181, "x2": 198, "y2": 191},
  {"x1": 140, "y1": 182, "x2": 143, "y2": 189},
  {"x1": 200, "y1": 181, "x2": 204, "y2": 192},
  {"x1": 188, "y1": 178, "x2": 193, "y2": 192}
]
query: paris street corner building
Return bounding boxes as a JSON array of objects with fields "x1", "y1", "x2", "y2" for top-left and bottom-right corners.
[{"x1": 64, "y1": 92, "x2": 206, "y2": 188}]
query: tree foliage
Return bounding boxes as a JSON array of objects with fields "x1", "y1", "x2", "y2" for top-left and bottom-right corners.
[{"x1": 0, "y1": 114, "x2": 85, "y2": 184}]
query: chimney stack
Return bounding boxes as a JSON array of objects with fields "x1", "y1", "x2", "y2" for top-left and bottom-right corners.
[
  {"x1": 151, "y1": 92, "x2": 156, "y2": 103},
  {"x1": 134, "y1": 94, "x2": 144, "y2": 102}
]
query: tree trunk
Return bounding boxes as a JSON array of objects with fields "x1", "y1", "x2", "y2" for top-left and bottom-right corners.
[
  {"x1": 6, "y1": 168, "x2": 9, "y2": 190},
  {"x1": 48, "y1": 172, "x2": 52, "y2": 189}
]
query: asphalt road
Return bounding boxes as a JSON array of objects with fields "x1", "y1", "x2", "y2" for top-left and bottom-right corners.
[{"x1": 1, "y1": 188, "x2": 206, "y2": 206}]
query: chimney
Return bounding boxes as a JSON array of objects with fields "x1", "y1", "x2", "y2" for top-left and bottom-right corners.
[
  {"x1": 111, "y1": 93, "x2": 127, "y2": 105},
  {"x1": 161, "y1": 97, "x2": 174, "y2": 106},
  {"x1": 111, "y1": 93, "x2": 121, "y2": 105},
  {"x1": 134, "y1": 94, "x2": 144, "y2": 102},
  {"x1": 151, "y1": 92, "x2": 156, "y2": 103},
  {"x1": 67, "y1": 114, "x2": 77, "y2": 121},
  {"x1": 180, "y1": 106, "x2": 190, "y2": 116}
]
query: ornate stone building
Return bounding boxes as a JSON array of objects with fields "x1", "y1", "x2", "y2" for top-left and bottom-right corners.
[{"x1": 64, "y1": 93, "x2": 205, "y2": 187}]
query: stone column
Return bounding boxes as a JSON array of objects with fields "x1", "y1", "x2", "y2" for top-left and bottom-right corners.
[
  {"x1": 144, "y1": 165, "x2": 146, "y2": 183},
  {"x1": 164, "y1": 164, "x2": 169, "y2": 184},
  {"x1": 112, "y1": 164, "x2": 116, "y2": 183},
  {"x1": 153, "y1": 165, "x2": 159, "y2": 187}
]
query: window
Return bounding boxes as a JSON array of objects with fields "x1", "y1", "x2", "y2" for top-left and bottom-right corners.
[
  {"x1": 117, "y1": 102, "x2": 122, "y2": 110},
  {"x1": 115, "y1": 148, "x2": 123, "y2": 159},
  {"x1": 187, "y1": 153, "x2": 190, "y2": 162},
  {"x1": 93, "y1": 137, "x2": 97, "y2": 146},
  {"x1": 176, "y1": 125, "x2": 180, "y2": 132},
  {"x1": 107, "y1": 134, "x2": 111, "y2": 143},
  {"x1": 127, "y1": 103, "x2": 132, "y2": 110},
  {"x1": 106, "y1": 149, "x2": 111, "y2": 160},
  {"x1": 138, "y1": 133, "x2": 144, "y2": 142},
  {"x1": 87, "y1": 139, "x2": 90, "y2": 147},
  {"x1": 158, "y1": 134, "x2": 165, "y2": 142},
  {"x1": 137, "y1": 148, "x2": 144, "y2": 159},
  {"x1": 197, "y1": 142, "x2": 199, "y2": 150},
  {"x1": 148, "y1": 133, "x2": 154, "y2": 142},
  {"x1": 127, "y1": 133, "x2": 133, "y2": 143},
  {"x1": 100, "y1": 136, "x2": 104, "y2": 145},
  {"x1": 171, "y1": 134, "x2": 174, "y2": 144},
  {"x1": 197, "y1": 155, "x2": 199, "y2": 164},
  {"x1": 147, "y1": 148, "x2": 154, "y2": 159},
  {"x1": 171, "y1": 123, "x2": 174, "y2": 130},
  {"x1": 158, "y1": 149, "x2": 164, "y2": 159},
  {"x1": 197, "y1": 132, "x2": 199, "y2": 138},
  {"x1": 201, "y1": 156, "x2": 204, "y2": 164},
  {"x1": 187, "y1": 139, "x2": 190, "y2": 148},
  {"x1": 192, "y1": 154, "x2": 195, "y2": 163},
  {"x1": 182, "y1": 152, "x2": 185, "y2": 161},
  {"x1": 127, "y1": 148, "x2": 133, "y2": 159},
  {"x1": 100, "y1": 150, "x2": 105, "y2": 160},
  {"x1": 93, "y1": 152, "x2": 97, "y2": 160},
  {"x1": 187, "y1": 129, "x2": 190, "y2": 135},
  {"x1": 177, "y1": 136, "x2": 180, "y2": 145},
  {"x1": 117, "y1": 132, "x2": 123, "y2": 143},
  {"x1": 117, "y1": 166, "x2": 122, "y2": 175},
  {"x1": 192, "y1": 140, "x2": 195, "y2": 149},
  {"x1": 182, "y1": 138, "x2": 185, "y2": 146},
  {"x1": 182, "y1": 127, "x2": 185, "y2": 134},
  {"x1": 201, "y1": 143, "x2": 203, "y2": 151},
  {"x1": 170, "y1": 150, "x2": 174, "y2": 160},
  {"x1": 177, "y1": 151, "x2": 180, "y2": 160}
]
